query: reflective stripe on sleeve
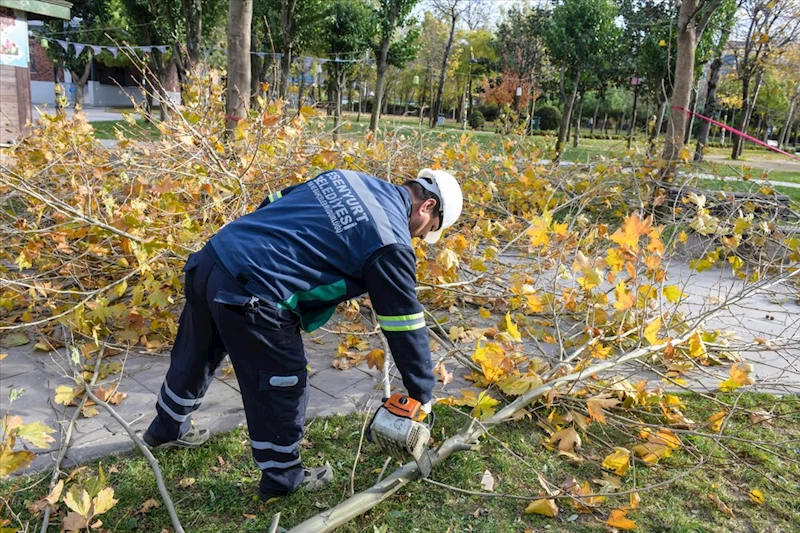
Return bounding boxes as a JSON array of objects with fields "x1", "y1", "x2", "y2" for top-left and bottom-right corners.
[
  {"x1": 377, "y1": 312, "x2": 425, "y2": 332},
  {"x1": 267, "y1": 191, "x2": 283, "y2": 203}
]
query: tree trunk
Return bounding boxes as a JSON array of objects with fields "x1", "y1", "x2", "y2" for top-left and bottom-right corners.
[
  {"x1": 556, "y1": 68, "x2": 581, "y2": 157},
  {"x1": 332, "y1": 67, "x2": 342, "y2": 142},
  {"x1": 572, "y1": 90, "x2": 585, "y2": 148},
  {"x1": 70, "y1": 58, "x2": 92, "y2": 109},
  {"x1": 602, "y1": 112, "x2": 608, "y2": 134},
  {"x1": 370, "y1": 1, "x2": 399, "y2": 132},
  {"x1": 627, "y1": 85, "x2": 640, "y2": 149},
  {"x1": 693, "y1": 56, "x2": 722, "y2": 161},
  {"x1": 226, "y1": 0, "x2": 253, "y2": 132},
  {"x1": 590, "y1": 97, "x2": 600, "y2": 135},
  {"x1": 778, "y1": 97, "x2": 798, "y2": 149},
  {"x1": 662, "y1": 0, "x2": 697, "y2": 165},
  {"x1": 280, "y1": 0, "x2": 297, "y2": 99},
  {"x1": 431, "y1": 14, "x2": 458, "y2": 128},
  {"x1": 683, "y1": 87, "x2": 697, "y2": 144},
  {"x1": 650, "y1": 99, "x2": 667, "y2": 145},
  {"x1": 183, "y1": 0, "x2": 202, "y2": 72},
  {"x1": 732, "y1": 70, "x2": 764, "y2": 158}
]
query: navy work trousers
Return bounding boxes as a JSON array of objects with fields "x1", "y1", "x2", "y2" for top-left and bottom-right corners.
[{"x1": 145, "y1": 245, "x2": 309, "y2": 496}]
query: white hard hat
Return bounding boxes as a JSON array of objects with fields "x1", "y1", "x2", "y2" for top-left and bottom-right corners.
[{"x1": 415, "y1": 169, "x2": 463, "y2": 244}]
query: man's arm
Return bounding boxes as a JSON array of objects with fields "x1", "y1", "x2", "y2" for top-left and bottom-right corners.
[
  {"x1": 363, "y1": 245, "x2": 435, "y2": 404},
  {"x1": 257, "y1": 184, "x2": 300, "y2": 209}
]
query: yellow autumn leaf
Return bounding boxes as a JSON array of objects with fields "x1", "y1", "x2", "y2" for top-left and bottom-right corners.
[
  {"x1": 0, "y1": 444, "x2": 35, "y2": 477},
  {"x1": 587, "y1": 393, "x2": 619, "y2": 424},
  {"x1": 525, "y1": 293, "x2": 543, "y2": 313},
  {"x1": 504, "y1": 312, "x2": 522, "y2": 341},
  {"x1": 524, "y1": 498, "x2": 558, "y2": 517},
  {"x1": 16, "y1": 421, "x2": 56, "y2": 449},
  {"x1": 549, "y1": 426, "x2": 581, "y2": 452},
  {"x1": 471, "y1": 391, "x2": 499, "y2": 420},
  {"x1": 92, "y1": 487, "x2": 118, "y2": 515},
  {"x1": 607, "y1": 508, "x2": 637, "y2": 530},
  {"x1": 366, "y1": 349, "x2": 385, "y2": 370},
  {"x1": 527, "y1": 213, "x2": 551, "y2": 247},
  {"x1": 688, "y1": 331, "x2": 707, "y2": 358},
  {"x1": 630, "y1": 491, "x2": 640, "y2": 509},
  {"x1": 610, "y1": 213, "x2": 651, "y2": 252},
  {"x1": 601, "y1": 447, "x2": 631, "y2": 476},
  {"x1": 706, "y1": 410, "x2": 727, "y2": 432},
  {"x1": 471, "y1": 341, "x2": 511, "y2": 382},
  {"x1": 614, "y1": 282, "x2": 635, "y2": 311},
  {"x1": 719, "y1": 362, "x2": 754, "y2": 392},
  {"x1": 748, "y1": 488, "x2": 765, "y2": 504},
  {"x1": 479, "y1": 307, "x2": 491, "y2": 319},
  {"x1": 54, "y1": 385, "x2": 80, "y2": 406},
  {"x1": 663, "y1": 285, "x2": 685, "y2": 303},
  {"x1": 64, "y1": 487, "x2": 92, "y2": 517},
  {"x1": 496, "y1": 373, "x2": 542, "y2": 396},
  {"x1": 644, "y1": 317, "x2": 661, "y2": 345}
]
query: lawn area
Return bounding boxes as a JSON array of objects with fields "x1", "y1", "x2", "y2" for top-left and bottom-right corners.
[
  {"x1": 92, "y1": 119, "x2": 161, "y2": 141},
  {"x1": 3, "y1": 394, "x2": 798, "y2": 532}
]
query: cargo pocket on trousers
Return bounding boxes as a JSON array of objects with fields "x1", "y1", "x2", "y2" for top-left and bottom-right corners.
[
  {"x1": 259, "y1": 369, "x2": 307, "y2": 423},
  {"x1": 182, "y1": 252, "x2": 201, "y2": 306}
]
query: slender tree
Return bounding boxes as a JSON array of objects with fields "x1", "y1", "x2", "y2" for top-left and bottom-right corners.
[
  {"x1": 544, "y1": 0, "x2": 620, "y2": 156},
  {"x1": 321, "y1": 0, "x2": 377, "y2": 140},
  {"x1": 729, "y1": 0, "x2": 800, "y2": 159},
  {"x1": 227, "y1": 0, "x2": 253, "y2": 132},
  {"x1": 369, "y1": 0, "x2": 419, "y2": 132}
]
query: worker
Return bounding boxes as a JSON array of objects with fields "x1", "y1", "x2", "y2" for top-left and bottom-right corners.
[{"x1": 142, "y1": 169, "x2": 463, "y2": 500}]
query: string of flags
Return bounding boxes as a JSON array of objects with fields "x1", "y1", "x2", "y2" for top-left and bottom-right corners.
[{"x1": 44, "y1": 37, "x2": 373, "y2": 66}]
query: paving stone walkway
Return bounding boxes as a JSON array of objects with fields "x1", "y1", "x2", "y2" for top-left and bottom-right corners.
[{"x1": 1, "y1": 260, "x2": 798, "y2": 477}]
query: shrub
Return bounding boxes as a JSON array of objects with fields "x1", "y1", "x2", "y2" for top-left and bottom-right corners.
[
  {"x1": 477, "y1": 104, "x2": 501, "y2": 123},
  {"x1": 535, "y1": 105, "x2": 561, "y2": 131},
  {"x1": 468, "y1": 110, "x2": 485, "y2": 130}
]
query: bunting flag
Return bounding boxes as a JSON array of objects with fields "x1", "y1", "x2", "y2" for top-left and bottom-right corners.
[{"x1": 43, "y1": 37, "x2": 370, "y2": 66}]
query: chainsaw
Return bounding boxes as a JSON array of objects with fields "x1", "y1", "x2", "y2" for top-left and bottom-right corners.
[{"x1": 367, "y1": 393, "x2": 434, "y2": 478}]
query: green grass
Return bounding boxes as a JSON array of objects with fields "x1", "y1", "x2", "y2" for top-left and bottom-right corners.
[
  {"x1": 91, "y1": 119, "x2": 161, "y2": 141},
  {"x1": 3, "y1": 393, "x2": 799, "y2": 532}
]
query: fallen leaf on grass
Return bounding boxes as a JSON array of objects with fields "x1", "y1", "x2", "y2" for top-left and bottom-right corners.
[
  {"x1": 524, "y1": 498, "x2": 558, "y2": 517},
  {"x1": 748, "y1": 488, "x2": 765, "y2": 505},
  {"x1": 748, "y1": 410, "x2": 773, "y2": 426},
  {"x1": 179, "y1": 477, "x2": 195, "y2": 488},
  {"x1": 137, "y1": 498, "x2": 160, "y2": 515},
  {"x1": 549, "y1": 427, "x2": 581, "y2": 452},
  {"x1": 630, "y1": 491, "x2": 640, "y2": 509},
  {"x1": 601, "y1": 447, "x2": 630, "y2": 476},
  {"x1": 708, "y1": 493, "x2": 734, "y2": 517},
  {"x1": 586, "y1": 393, "x2": 619, "y2": 424},
  {"x1": 61, "y1": 512, "x2": 88, "y2": 531},
  {"x1": 480, "y1": 470, "x2": 495, "y2": 492},
  {"x1": 607, "y1": 508, "x2": 636, "y2": 529}
]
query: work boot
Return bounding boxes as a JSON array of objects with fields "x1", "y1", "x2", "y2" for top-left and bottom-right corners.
[
  {"x1": 258, "y1": 463, "x2": 334, "y2": 502},
  {"x1": 141, "y1": 427, "x2": 210, "y2": 450}
]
